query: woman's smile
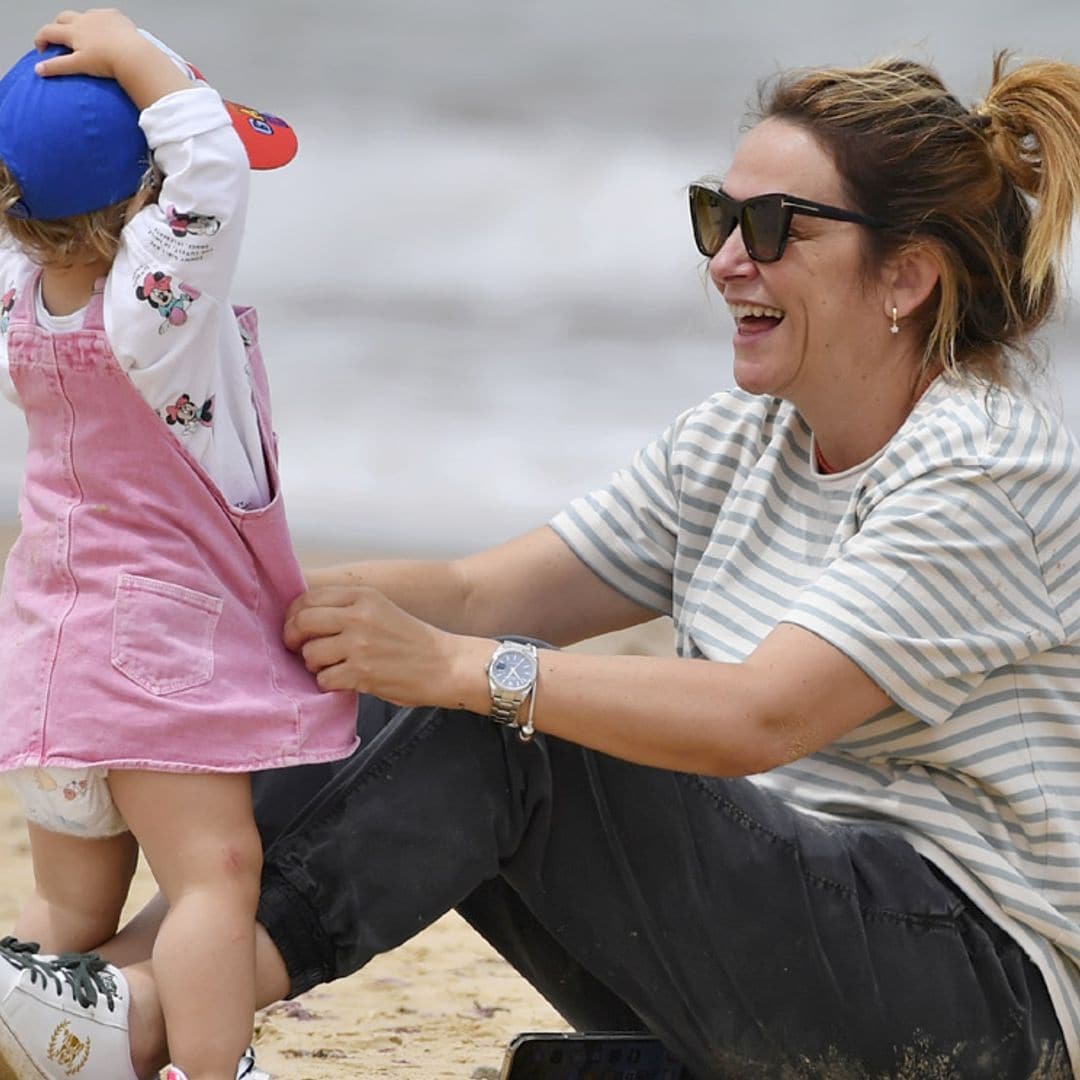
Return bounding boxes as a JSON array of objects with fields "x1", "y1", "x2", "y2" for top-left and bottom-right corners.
[{"x1": 727, "y1": 301, "x2": 786, "y2": 338}]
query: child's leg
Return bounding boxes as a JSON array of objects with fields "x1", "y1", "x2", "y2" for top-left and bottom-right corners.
[
  {"x1": 14, "y1": 822, "x2": 138, "y2": 953},
  {"x1": 108, "y1": 770, "x2": 262, "y2": 1080},
  {"x1": 98, "y1": 888, "x2": 169, "y2": 967}
]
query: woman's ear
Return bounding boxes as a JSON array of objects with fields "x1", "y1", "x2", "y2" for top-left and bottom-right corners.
[{"x1": 881, "y1": 242, "x2": 941, "y2": 320}]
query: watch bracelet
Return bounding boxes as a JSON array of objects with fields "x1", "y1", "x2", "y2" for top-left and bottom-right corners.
[{"x1": 489, "y1": 691, "x2": 526, "y2": 726}]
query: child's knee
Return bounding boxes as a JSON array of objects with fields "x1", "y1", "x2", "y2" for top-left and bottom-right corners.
[
  {"x1": 218, "y1": 834, "x2": 263, "y2": 882},
  {"x1": 184, "y1": 827, "x2": 263, "y2": 894}
]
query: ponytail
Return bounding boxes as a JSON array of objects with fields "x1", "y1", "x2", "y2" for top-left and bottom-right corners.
[{"x1": 979, "y1": 52, "x2": 1080, "y2": 311}]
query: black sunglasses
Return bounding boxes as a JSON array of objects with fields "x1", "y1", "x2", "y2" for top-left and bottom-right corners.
[{"x1": 688, "y1": 182, "x2": 889, "y2": 263}]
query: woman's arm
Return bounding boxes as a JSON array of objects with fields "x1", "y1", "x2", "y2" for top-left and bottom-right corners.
[
  {"x1": 286, "y1": 531, "x2": 890, "y2": 776},
  {"x1": 303, "y1": 525, "x2": 660, "y2": 645},
  {"x1": 509, "y1": 622, "x2": 891, "y2": 775}
]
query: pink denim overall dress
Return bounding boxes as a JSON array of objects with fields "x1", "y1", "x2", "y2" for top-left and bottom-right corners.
[{"x1": 0, "y1": 275, "x2": 358, "y2": 773}]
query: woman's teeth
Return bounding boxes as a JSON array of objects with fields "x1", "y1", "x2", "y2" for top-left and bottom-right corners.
[{"x1": 728, "y1": 303, "x2": 785, "y2": 321}]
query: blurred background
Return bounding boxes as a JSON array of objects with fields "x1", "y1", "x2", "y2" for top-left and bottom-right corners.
[{"x1": 2, "y1": 1, "x2": 1079, "y2": 556}]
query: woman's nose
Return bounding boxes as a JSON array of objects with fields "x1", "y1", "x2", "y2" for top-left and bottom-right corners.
[{"x1": 708, "y1": 226, "x2": 756, "y2": 286}]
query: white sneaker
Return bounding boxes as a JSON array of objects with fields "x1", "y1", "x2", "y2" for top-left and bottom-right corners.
[
  {"x1": 236, "y1": 1046, "x2": 271, "y2": 1080},
  {"x1": 165, "y1": 1045, "x2": 271, "y2": 1080},
  {"x1": 0, "y1": 936, "x2": 138, "y2": 1079}
]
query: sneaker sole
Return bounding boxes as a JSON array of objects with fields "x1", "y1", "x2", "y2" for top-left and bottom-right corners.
[{"x1": 0, "y1": 1021, "x2": 45, "y2": 1080}]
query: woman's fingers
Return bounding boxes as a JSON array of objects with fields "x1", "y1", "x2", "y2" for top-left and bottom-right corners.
[{"x1": 283, "y1": 587, "x2": 381, "y2": 650}]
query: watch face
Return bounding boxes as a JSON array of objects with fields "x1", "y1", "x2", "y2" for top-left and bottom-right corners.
[{"x1": 491, "y1": 648, "x2": 537, "y2": 691}]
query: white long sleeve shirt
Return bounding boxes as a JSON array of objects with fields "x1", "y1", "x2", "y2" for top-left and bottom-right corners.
[{"x1": 0, "y1": 84, "x2": 270, "y2": 510}]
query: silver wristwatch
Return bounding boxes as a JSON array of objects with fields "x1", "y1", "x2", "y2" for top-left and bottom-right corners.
[{"x1": 486, "y1": 641, "x2": 539, "y2": 731}]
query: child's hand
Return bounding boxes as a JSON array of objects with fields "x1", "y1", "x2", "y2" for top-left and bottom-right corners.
[
  {"x1": 32, "y1": 8, "x2": 193, "y2": 110},
  {"x1": 33, "y1": 9, "x2": 143, "y2": 80}
]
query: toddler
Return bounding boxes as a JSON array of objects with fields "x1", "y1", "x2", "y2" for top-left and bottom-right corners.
[{"x1": 0, "y1": 9, "x2": 357, "y2": 1079}]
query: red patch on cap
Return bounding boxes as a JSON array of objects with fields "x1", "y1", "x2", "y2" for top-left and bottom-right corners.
[
  {"x1": 223, "y1": 100, "x2": 298, "y2": 170},
  {"x1": 183, "y1": 62, "x2": 297, "y2": 170}
]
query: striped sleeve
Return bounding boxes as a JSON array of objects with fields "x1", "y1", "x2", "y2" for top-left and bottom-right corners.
[
  {"x1": 782, "y1": 465, "x2": 1065, "y2": 725},
  {"x1": 550, "y1": 416, "x2": 684, "y2": 614}
]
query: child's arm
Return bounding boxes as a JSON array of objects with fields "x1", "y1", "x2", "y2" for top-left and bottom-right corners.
[
  {"x1": 34, "y1": 9, "x2": 266, "y2": 508},
  {"x1": 0, "y1": 243, "x2": 34, "y2": 408},
  {"x1": 33, "y1": 9, "x2": 192, "y2": 108}
]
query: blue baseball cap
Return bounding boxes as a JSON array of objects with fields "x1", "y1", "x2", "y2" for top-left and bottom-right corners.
[
  {"x1": 0, "y1": 44, "x2": 150, "y2": 221},
  {"x1": 0, "y1": 39, "x2": 299, "y2": 223}
]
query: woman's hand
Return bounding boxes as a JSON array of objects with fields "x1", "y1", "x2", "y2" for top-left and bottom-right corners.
[{"x1": 283, "y1": 585, "x2": 492, "y2": 711}]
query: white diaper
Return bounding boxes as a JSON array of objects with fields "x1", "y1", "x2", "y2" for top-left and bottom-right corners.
[{"x1": 6, "y1": 766, "x2": 128, "y2": 838}]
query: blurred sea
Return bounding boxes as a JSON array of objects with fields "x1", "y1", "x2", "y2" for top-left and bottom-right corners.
[{"x1": 2, "y1": 1, "x2": 1079, "y2": 555}]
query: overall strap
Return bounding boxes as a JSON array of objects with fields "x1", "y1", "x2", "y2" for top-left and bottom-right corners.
[
  {"x1": 235, "y1": 305, "x2": 272, "y2": 422},
  {"x1": 10, "y1": 268, "x2": 39, "y2": 323},
  {"x1": 10, "y1": 271, "x2": 108, "y2": 332},
  {"x1": 81, "y1": 276, "x2": 107, "y2": 332}
]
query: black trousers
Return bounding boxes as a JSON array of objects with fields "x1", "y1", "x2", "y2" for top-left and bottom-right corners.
[{"x1": 252, "y1": 697, "x2": 1069, "y2": 1079}]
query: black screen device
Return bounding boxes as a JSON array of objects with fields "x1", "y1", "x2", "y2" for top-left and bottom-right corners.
[{"x1": 499, "y1": 1032, "x2": 692, "y2": 1079}]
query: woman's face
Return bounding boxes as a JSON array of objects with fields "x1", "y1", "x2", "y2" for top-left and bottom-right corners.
[{"x1": 708, "y1": 117, "x2": 891, "y2": 407}]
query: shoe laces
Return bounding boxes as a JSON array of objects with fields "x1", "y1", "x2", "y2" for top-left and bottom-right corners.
[
  {"x1": 0, "y1": 935, "x2": 119, "y2": 1012},
  {"x1": 0, "y1": 936, "x2": 38, "y2": 957}
]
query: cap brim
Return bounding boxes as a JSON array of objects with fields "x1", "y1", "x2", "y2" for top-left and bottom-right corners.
[
  {"x1": 223, "y1": 99, "x2": 298, "y2": 170},
  {"x1": 182, "y1": 56, "x2": 297, "y2": 170}
]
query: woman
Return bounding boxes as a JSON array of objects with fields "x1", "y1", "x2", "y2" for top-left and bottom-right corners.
[{"x1": 1, "y1": 51, "x2": 1079, "y2": 1080}]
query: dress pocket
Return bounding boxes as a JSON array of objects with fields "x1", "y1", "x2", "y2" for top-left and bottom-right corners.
[{"x1": 111, "y1": 573, "x2": 224, "y2": 695}]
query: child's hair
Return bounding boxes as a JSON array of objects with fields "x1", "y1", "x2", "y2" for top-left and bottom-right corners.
[{"x1": 0, "y1": 160, "x2": 160, "y2": 266}]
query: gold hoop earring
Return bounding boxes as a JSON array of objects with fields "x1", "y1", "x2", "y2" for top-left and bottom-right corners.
[{"x1": 890, "y1": 307, "x2": 900, "y2": 335}]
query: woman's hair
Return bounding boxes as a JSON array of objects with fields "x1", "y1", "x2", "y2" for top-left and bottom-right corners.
[
  {"x1": 757, "y1": 53, "x2": 1080, "y2": 384},
  {"x1": 0, "y1": 161, "x2": 159, "y2": 266}
]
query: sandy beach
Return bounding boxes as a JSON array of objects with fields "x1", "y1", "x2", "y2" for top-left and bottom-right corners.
[
  {"x1": 0, "y1": 527, "x2": 673, "y2": 1078},
  {"x1": 0, "y1": 823, "x2": 577, "y2": 1080},
  {"x1": 0, "y1": 774, "x2": 566, "y2": 1078}
]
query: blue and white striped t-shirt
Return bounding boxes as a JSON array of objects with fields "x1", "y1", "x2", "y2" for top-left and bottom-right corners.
[{"x1": 551, "y1": 378, "x2": 1080, "y2": 1068}]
